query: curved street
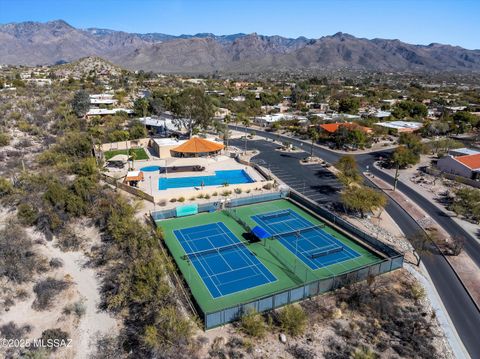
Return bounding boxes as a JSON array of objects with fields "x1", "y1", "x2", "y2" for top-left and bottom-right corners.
[{"x1": 230, "y1": 126, "x2": 480, "y2": 357}]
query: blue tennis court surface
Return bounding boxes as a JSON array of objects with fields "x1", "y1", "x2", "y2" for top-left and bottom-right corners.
[
  {"x1": 174, "y1": 222, "x2": 276, "y2": 298},
  {"x1": 252, "y1": 209, "x2": 360, "y2": 270}
]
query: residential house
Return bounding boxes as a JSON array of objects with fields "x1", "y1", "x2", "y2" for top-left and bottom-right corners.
[{"x1": 437, "y1": 153, "x2": 480, "y2": 180}]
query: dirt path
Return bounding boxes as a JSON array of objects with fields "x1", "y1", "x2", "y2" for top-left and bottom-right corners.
[{"x1": 42, "y1": 241, "x2": 119, "y2": 359}]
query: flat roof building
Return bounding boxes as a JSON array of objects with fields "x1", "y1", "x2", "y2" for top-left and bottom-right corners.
[
  {"x1": 448, "y1": 148, "x2": 480, "y2": 157},
  {"x1": 85, "y1": 108, "x2": 134, "y2": 117},
  {"x1": 375, "y1": 121, "x2": 423, "y2": 133}
]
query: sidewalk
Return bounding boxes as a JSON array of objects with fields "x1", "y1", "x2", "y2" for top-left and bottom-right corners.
[
  {"x1": 367, "y1": 171, "x2": 480, "y2": 311},
  {"x1": 380, "y1": 157, "x2": 480, "y2": 246}
]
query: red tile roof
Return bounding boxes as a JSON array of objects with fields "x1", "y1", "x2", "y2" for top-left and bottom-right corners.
[
  {"x1": 319, "y1": 122, "x2": 372, "y2": 134},
  {"x1": 456, "y1": 153, "x2": 480, "y2": 169}
]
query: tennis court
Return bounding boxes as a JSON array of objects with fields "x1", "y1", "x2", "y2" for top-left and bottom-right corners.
[
  {"x1": 157, "y1": 198, "x2": 393, "y2": 326},
  {"x1": 252, "y1": 209, "x2": 360, "y2": 270},
  {"x1": 174, "y1": 222, "x2": 276, "y2": 298}
]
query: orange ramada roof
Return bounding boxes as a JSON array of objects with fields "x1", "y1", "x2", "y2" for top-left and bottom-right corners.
[
  {"x1": 171, "y1": 137, "x2": 224, "y2": 153},
  {"x1": 124, "y1": 171, "x2": 144, "y2": 182},
  {"x1": 319, "y1": 122, "x2": 372, "y2": 134},
  {"x1": 456, "y1": 153, "x2": 480, "y2": 170}
]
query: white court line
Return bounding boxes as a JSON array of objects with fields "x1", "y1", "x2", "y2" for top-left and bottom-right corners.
[
  {"x1": 216, "y1": 223, "x2": 272, "y2": 283},
  {"x1": 257, "y1": 212, "x2": 338, "y2": 274},
  {"x1": 176, "y1": 229, "x2": 222, "y2": 297}
]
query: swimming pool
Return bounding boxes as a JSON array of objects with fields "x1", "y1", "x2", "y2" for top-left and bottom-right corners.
[
  {"x1": 140, "y1": 165, "x2": 162, "y2": 172},
  {"x1": 158, "y1": 169, "x2": 254, "y2": 190}
]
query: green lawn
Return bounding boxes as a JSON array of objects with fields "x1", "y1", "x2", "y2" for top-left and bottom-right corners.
[
  {"x1": 157, "y1": 199, "x2": 382, "y2": 315},
  {"x1": 104, "y1": 148, "x2": 149, "y2": 160}
]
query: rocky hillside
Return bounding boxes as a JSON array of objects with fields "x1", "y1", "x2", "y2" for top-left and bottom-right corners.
[{"x1": 1, "y1": 20, "x2": 480, "y2": 73}]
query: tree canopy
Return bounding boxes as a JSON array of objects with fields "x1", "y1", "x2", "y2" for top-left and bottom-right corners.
[
  {"x1": 392, "y1": 101, "x2": 428, "y2": 119},
  {"x1": 341, "y1": 185, "x2": 387, "y2": 217},
  {"x1": 171, "y1": 87, "x2": 214, "y2": 138},
  {"x1": 71, "y1": 90, "x2": 90, "y2": 117},
  {"x1": 336, "y1": 155, "x2": 363, "y2": 186},
  {"x1": 338, "y1": 97, "x2": 360, "y2": 114}
]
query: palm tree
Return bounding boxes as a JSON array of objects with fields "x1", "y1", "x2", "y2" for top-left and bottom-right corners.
[
  {"x1": 129, "y1": 149, "x2": 137, "y2": 170},
  {"x1": 308, "y1": 128, "x2": 319, "y2": 159},
  {"x1": 237, "y1": 113, "x2": 250, "y2": 153}
]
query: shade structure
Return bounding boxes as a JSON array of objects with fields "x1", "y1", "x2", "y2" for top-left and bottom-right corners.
[
  {"x1": 171, "y1": 137, "x2": 224, "y2": 156},
  {"x1": 251, "y1": 226, "x2": 271, "y2": 239},
  {"x1": 124, "y1": 171, "x2": 144, "y2": 182}
]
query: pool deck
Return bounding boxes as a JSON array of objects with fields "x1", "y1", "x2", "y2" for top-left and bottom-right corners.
[{"x1": 135, "y1": 155, "x2": 266, "y2": 200}]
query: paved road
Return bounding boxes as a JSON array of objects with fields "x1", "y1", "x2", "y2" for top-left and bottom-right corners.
[
  {"x1": 231, "y1": 130, "x2": 480, "y2": 357},
  {"x1": 357, "y1": 152, "x2": 480, "y2": 268}
]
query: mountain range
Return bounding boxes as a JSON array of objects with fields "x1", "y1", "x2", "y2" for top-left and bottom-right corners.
[{"x1": 1, "y1": 20, "x2": 480, "y2": 73}]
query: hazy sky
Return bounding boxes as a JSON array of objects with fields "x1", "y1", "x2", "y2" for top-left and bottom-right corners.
[{"x1": 1, "y1": 0, "x2": 479, "y2": 49}]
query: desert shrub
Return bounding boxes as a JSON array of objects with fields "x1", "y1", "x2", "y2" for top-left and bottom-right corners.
[
  {"x1": 49, "y1": 258, "x2": 64, "y2": 269},
  {"x1": 141, "y1": 306, "x2": 193, "y2": 353},
  {"x1": 90, "y1": 334, "x2": 127, "y2": 359},
  {"x1": 221, "y1": 190, "x2": 232, "y2": 196},
  {"x1": 287, "y1": 344, "x2": 316, "y2": 359},
  {"x1": 212, "y1": 191, "x2": 218, "y2": 196},
  {"x1": 63, "y1": 300, "x2": 86, "y2": 318},
  {"x1": 234, "y1": 188, "x2": 242, "y2": 194},
  {"x1": 15, "y1": 138, "x2": 33, "y2": 149},
  {"x1": 410, "y1": 283, "x2": 426, "y2": 302},
  {"x1": 15, "y1": 288, "x2": 29, "y2": 300},
  {"x1": 170, "y1": 198, "x2": 177, "y2": 203},
  {"x1": 239, "y1": 309, "x2": 266, "y2": 338},
  {"x1": 197, "y1": 193, "x2": 204, "y2": 199},
  {"x1": 32, "y1": 278, "x2": 70, "y2": 310},
  {"x1": 351, "y1": 345, "x2": 378, "y2": 359},
  {"x1": 17, "y1": 203, "x2": 39, "y2": 225},
  {"x1": 204, "y1": 194, "x2": 211, "y2": 199},
  {"x1": 189, "y1": 197, "x2": 196, "y2": 201},
  {"x1": 0, "y1": 322, "x2": 32, "y2": 339},
  {"x1": 40, "y1": 328, "x2": 69, "y2": 351},
  {"x1": 0, "y1": 177, "x2": 13, "y2": 196},
  {"x1": 278, "y1": 304, "x2": 307, "y2": 336},
  {"x1": 178, "y1": 197, "x2": 185, "y2": 202},
  {"x1": 0, "y1": 222, "x2": 39, "y2": 282},
  {"x1": 56, "y1": 227, "x2": 85, "y2": 251},
  {"x1": 0, "y1": 132, "x2": 10, "y2": 147},
  {"x1": 263, "y1": 183, "x2": 273, "y2": 190}
]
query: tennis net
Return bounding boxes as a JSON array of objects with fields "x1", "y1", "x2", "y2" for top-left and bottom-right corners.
[
  {"x1": 183, "y1": 242, "x2": 245, "y2": 260},
  {"x1": 259, "y1": 210, "x2": 291, "y2": 221},
  {"x1": 272, "y1": 224, "x2": 325, "y2": 240},
  {"x1": 307, "y1": 245, "x2": 343, "y2": 259}
]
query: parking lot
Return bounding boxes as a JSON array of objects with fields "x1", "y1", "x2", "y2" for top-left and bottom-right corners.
[{"x1": 230, "y1": 139, "x2": 342, "y2": 205}]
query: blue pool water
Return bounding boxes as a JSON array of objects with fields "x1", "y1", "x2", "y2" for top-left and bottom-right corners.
[
  {"x1": 141, "y1": 165, "x2": 162, "y2": 172},
  {"x1": 159, "y1": 169, "x2": 253, "y2": 190}
]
